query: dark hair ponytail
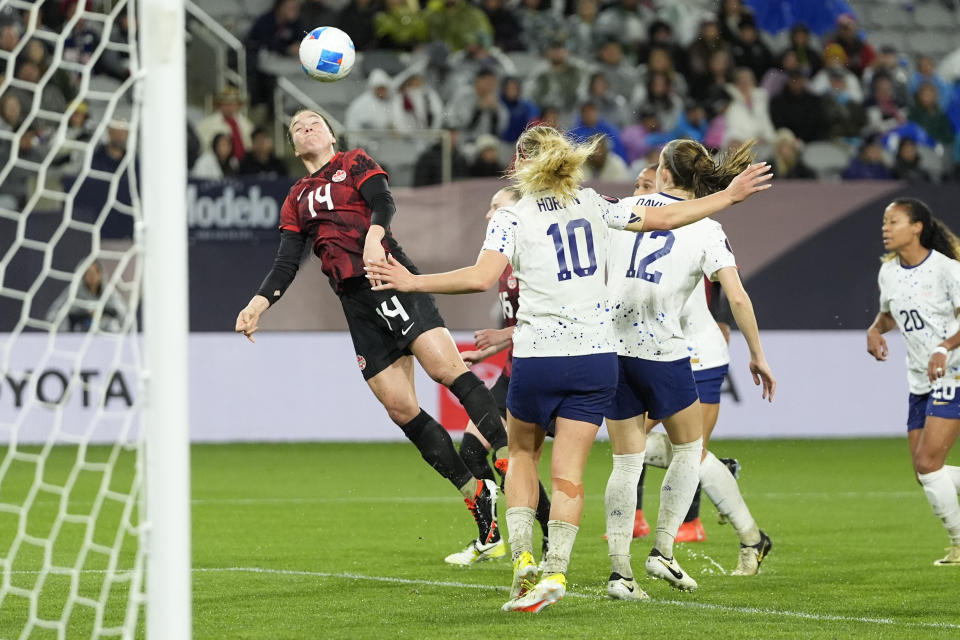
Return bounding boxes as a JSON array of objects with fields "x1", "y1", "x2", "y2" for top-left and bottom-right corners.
[
  {"x1": 891, "y1": 197, "x2": 960, "y2": 261},
  {"x1": 663, "y1": 139, "x2": 756, "y2": 198}
]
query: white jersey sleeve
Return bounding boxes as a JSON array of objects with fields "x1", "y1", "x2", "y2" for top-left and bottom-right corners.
[
  {"x1": 878, "y1": 268, "x2": 891, "y2": 314},
  {"x1": 591, "y1": 190, "x2": 632, "y2": 230},
  {"x1": 700, "y1": 223, "x2": 737, "y2": 280},
  {"x1": 946, "y1": 258, "x2": 960, "y2": 311},
  {"x1": 481, "y1": 207, "x2": 518, "y2": 260}
]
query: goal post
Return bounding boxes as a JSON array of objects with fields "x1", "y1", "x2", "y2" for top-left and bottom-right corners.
[{"x1": 139, "y1": 0, "x2": 192, "y2": 639}]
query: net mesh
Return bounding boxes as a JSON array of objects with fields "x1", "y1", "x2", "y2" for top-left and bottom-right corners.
[{"x1": 0, "y1": 0, "x2": 145, "y2": 637}]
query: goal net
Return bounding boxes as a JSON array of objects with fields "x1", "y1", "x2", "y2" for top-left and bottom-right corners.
[{"x1": 0, "y1": 0, "x2": 189, "y2": 637}]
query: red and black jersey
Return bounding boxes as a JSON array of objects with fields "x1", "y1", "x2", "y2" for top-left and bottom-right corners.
[
  {"x1": 497, "y1": 265, "x2": 520, "y2": 377},
  {"x1": 279, "y1": 148, "x2": 392, "y2": 293}
]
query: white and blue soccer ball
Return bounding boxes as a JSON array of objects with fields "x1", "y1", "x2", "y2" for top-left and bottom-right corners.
[{"x1": 299, "y1": 27, "x2": 356, "y2": 82}]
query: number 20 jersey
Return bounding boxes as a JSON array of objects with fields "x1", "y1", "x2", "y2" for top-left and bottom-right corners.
[
  {"x1": 878, "y1": 250, "x2": 960, "y2": 394},
  {"x1": 481, "y1": 187, "x2": 630, "y2": 358},
  {"x1": 607, "y1": 193, "x2": 736, "y2": 361}
]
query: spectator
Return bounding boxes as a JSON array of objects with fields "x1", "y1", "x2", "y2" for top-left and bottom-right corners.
[
  {"x1": 689, "y1": 47, "x2": 732, "y2": 113},
  {"x1": 637, "y1": 70, "x2": 683, "y2": 132},
  {"x1": 530, "y1": 104, "x2": 561, "y2": 130},
  {"x1": 909, "y1": 55, "x2": 951, "y2": 111},
  {"x1": 0, "y1": 93, "x2": 37, "y2": 207},
  {"x1": 24, "y1": 39, "x2": 76, "y2": 104},
  {"x1": 13, "y1": 59, "x2": 67, "y2": 113},
  {"x1": 392, "y1": 70, "x2": 444, "y2": 131},
  {"x1": 592, "y1": 40, "x2": 640, "y2": 102},
  {"x1": 515, "y1": 0, "x2": 564, "y2": 55},
  {"x1": 842, "y1": 135, "x2": 892, "y2": 180},
  {"x1": 499, "y1": 76, "x2": 538, "y2": 142},
  {"x1": 825, "y1": 14, "x2": 875, "y2": 78},
  {"x1": 670, "y1": 101, "x2": 709, "y2": 143},
  {"x1": 582, "y1": 72, "x2": 629, "y2": 131},
  {"x1": 723, "y1": 67, "x2": 775, "y2": 147},
  {"x1": 909, "y1": 83, "x2": 954, "y2": 147},
  {"x1": 413, "y1": 128, "x2": 468, "y2": 186},
  {"x1": 61, "y1": 1, "x2": 99, "y2": 67},
  {"x1": 595, "y1": 0, "x2": 652, "y2": 52},
  {"x1": 481, "y1": 0, "x2": 523, "y2": 52},
  {"x1": 717, "y1": 0, "x2": 753, "y2": 45},
  {"x1": 865, "y1": 73, "x2": 906, "y2": 133},
  {"x1": 52, "y1": 100, "x2": 93, "y2": 172},
  {"x1": 568, "y1": 101, "x2": 627, "y2": 161},
  {"x1": 768, "y1": 128, "x2": 815, "y2": 180},
  {"x1": 687, "y1": 15, "x2": 727, "y2": 81},
  {"x1": 783, "y1": 22, "x2": 821, "y2": 77},
  {"x1": 468, "y1": 133, "x2": 505, "y2": 177},
  {"x1": 45, "y1": 261, "x2": 128, "y2": 333},
  {"x1": 761, "y1": 49, "x2": 800, "y2": 99},
  {"x1": 583, "y1": 135, "x2": 630, "y2": 180},
  {"x1": 810, "y1": 44, "x2": 863, "y2": 103},
  {"x1": 338, "y1": 0, "x2": 379, "y2": 51},
  {"x1": 424, "y1": 0, "x2": 494, "y2": 53},
  {"x1": 374, "y1": 0, "x2": 428, "y2": 51},
  {"x1": 526, "y1": 38, "x2": 588, "y2": 119},
  {"x1": 621, "y1": 107, "x2": 670, "y2": 165},
  {"x1": 345, "y1": 69, "x2": 394, "y2": 131},
  {"x1": 96, "y1": 13, "x2": 131, "y2": 81},
  {"x1": 447, "y1": 68, "x2": 508, "y2": 141},
  {"x1": 893, "y1": 137, "x2": 932, "y2": 183},
  {"x1": 862, "y1": 46, "x2": 909, "y2": 107},
  {"x1": 822, "y1": 67, "x2": 866, "y2": 140},
  {"x1": 196, "y1": 86, "x2": 254, "y2": 160},
  {"x1": 299, "y1": 0, "x2": 338, "y2": 29},
  {"x1": 445, "y1": 31, "x2": 516, "y2": 90},
  {"x1": 238, "y1": 128, "x2": 288, "y2": 178},
  {"x1": 92, "y1": 118, "x2": 131, "y2": 173},
  {"x1": 730, "y1": 16, "x2": 774, "y2": 82},
  {"x1": 770, "y1": 71, "x2": 828, "y2": 142},
  {"x1": 245, "y1": 0, "x2": 304, "y2": 104},
  {"x1": 566, "y1": 0, "x2": 600, "y2": 59},
  {"x1": 637, "y1": 20, "x2": 687, "y2": 77},
  {"x1": 191, "y1": 132, "x2": 238, "y2": 179}
]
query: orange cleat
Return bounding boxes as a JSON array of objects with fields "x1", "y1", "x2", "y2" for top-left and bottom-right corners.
[
  {"x1": 675, "y1": 517, "x2": 706, "y2": 543},
  {"x1": 633, "y1": 510, "x2": 650, "y2": 538}
]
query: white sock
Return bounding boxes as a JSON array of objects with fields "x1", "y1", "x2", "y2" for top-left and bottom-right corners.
[
  {"x1": 945, "y1": 465, "x2": 960, "y2": 493},
  {"x1": 918, "y1": 468, "x2": 960, "y2": 545},
  {"x1": 506, "y1": 506, "x2": 536, "y2": 562},
  {"x1": 700, "y1": 451, "x2": 760, "y2": 546},
  {"x1": 654, "y1": 438, "x2": 702, "y2": 558},
  {"x1": 644, "y1": 431, "x2": 673, "y2": 469},
  {"x1": 541, "y1": 520, "x2": 579, "y2": 576},
  {"x1": 605, "y1": 452, "x2": 645, "y2": 578}
]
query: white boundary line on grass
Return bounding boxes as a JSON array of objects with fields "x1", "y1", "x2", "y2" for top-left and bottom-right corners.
[{"x1": 196, "y1": 567, "x2": 960, "y2": 632}]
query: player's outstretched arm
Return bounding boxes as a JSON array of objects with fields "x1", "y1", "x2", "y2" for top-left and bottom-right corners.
[
  {"x1": 625, "y1": 163, "x2": 772, "y2": 232},
  {"x1": 866, "y1": 311, "x2": 895, "y2": 361},
  {"x1": 235, "y1": 295, "x2": 269, "y2": 343},
  {"x1": 716, "y1": 266, "x2": 775, "y2": 401},
  {"x1": 365, "y1": 250, "x2": 509, "y2": 294}
]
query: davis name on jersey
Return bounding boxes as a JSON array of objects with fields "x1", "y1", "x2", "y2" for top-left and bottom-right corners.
[
  {"x1": 879, "y1": 249, "x2": 960, "y2": 395},
  {"x1": 607, "y1": 192, "x2": 737, "y2": 361},
  {"x1": 481, "y1": 187, "x2": 631, "y2": 358}
]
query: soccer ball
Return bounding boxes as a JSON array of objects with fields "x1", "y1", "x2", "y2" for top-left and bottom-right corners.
[{"x1": 299, "y1": 27, "x2": 355, "y2": 82}]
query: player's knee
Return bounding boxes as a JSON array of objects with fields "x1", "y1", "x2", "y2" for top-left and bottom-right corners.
[
  {"x1": 429, "y1": 362, "x2": 469, "y2": 387},
  {"x1": 382, "y1": 396, "x2": 419, "y2": 425},
  {"x1": 915, "y1": 454, "x2": 942, "y2": 476}
]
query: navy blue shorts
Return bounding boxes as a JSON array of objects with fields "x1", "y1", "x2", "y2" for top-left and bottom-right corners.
[
  {"x1": 507, "y1": 353, "x2": 618, "y2": 430},
  {"x1": 694, "y1": 364, "x2": 728, "y2": 405},
  {"x1": 909, "y1": 385, "x2": 960, "y2": 431},
  {"x1": 607, "y1": 356, "x2": 699, "y2": 421}
]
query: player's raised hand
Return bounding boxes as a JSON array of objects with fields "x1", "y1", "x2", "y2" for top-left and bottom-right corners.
[
  {"x1": 749, "y1": 358, "x2": 776, "y2": 402},
  {"x1": 724, "y1": 163, "x2": 773, "y2": 203},
  {"x1": 365, "y1": 254, "x2": 416, "y2": 291},
  {"x1": 867, "y1": 330, "x2": 888, "y2": 361}
]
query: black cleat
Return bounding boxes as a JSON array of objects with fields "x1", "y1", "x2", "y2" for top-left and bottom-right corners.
[{"x1": 466, "y1": 478, "x2": 500, "y2": 545}]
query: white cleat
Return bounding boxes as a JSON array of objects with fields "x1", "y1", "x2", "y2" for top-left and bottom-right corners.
[
  {"x1": 444, "y1": 538, "x2": 506, "y2": 566},
  {"x1": 934, "y1": 545, "x2": 960, "y2": 566},
  {"x1": 645, "y1": 549, "x2": 698, "y2": 591},
  {"x1": 606, "y1": 572, "x2": 649, "y2": 601},
  {"x1": 731, "y1": 530, "x2": 772, "y2": 576},
  {"x1": 502, "y1": 573, "x2": 566, "y2": 613}
]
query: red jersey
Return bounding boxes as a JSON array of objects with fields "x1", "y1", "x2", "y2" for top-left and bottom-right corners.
[
  {"x1": 497, "y1": 265, "x2": 520, "y2": 377},
  {"x1": 279, "y1": 148, "x2": 388, "y2": 293}
]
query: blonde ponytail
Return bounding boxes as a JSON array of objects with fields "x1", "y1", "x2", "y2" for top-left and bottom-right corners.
[{"x1": 508, "y1": 126, "x2": 597, "y2": 204}]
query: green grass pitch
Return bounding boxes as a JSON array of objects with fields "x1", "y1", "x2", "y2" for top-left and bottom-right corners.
[{"x1": 2, "y1": 438, "x2": 959, "y2": 639}]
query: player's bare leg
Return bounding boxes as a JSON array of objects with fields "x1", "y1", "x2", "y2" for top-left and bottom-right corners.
[
  {"x1": 604, "y1": 416, "x2": 649, "y2": 600},
  {"x1": 913, "y1": 416, "x2": 960, "y2": 565}
]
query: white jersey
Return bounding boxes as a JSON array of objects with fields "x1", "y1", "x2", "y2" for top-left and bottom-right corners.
[
  {"x1": 681, "y1": 278, "x2": 730, "y2": 371},
  {"x1": 481, "y1": 187, "x2": 631, "y2": 357},
  {"x1": 878, "y1": 250, "x2": 960, "y2": 394},
  {"x1": 607, "y1": 192, "x2": 737, "y2": 361}
]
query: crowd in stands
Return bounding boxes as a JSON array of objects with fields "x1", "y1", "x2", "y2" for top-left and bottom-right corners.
[{"x1": 5, "y1": 0, "x2": 960, "y2": 193}]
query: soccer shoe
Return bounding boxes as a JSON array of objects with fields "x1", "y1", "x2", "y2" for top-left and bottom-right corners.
[
  {"x1": 493, "y1": 457, "x2": 508, "y2": 490},
  {"x1": 606, "y1": 572, "x2": 649, "y2": 601},
  {"x1": 465, "y1": 478, "x2": 500, "y2": 545},
  {"x1": 675, "y1": 517, "x2": 706, "y2": 543},
  {"x1": 444, "y1": 538, "x2": 506, "y2": 566},
  {"x1": 633, "y1": 509, "x2": 650, "y2": 538},
  {"x1": 508, "y1": 551, "x2": 539, "y2": 599},
  {"x1": 645, "y1": 548, "x2": 698, "y2": 591},
  {"x1": 732, "y1": 530, "x2": 773, "y2": 576},
  {"x1": 717, "y1": 458, "x2": 741, "y2": 525},
  {"x1": 502, "y1": 573, "x2": 566, "y2": 613},
  {"x1": 933, "y1": 545, "x2": 960, "y2": 566}
]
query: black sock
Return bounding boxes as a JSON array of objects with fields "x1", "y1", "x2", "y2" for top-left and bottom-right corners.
[
  {"x1": 449, "y1": 372, "x2": 508, "y2": 452},
  {"x1": 536, "y1": 482, "x2": 551, "y2": 537},
  {"x1": 636, "y1": 464, "x2": 646, "y2": 510},
  {"x1": 459, "y1": 432, "x2": 494, "y2": 481},
  {"x1": 683, "y1": 483, "x2": 702, "y2": 522},
  {"x1": 400, "y1": 410, "x2": 473, "y2": 490}
]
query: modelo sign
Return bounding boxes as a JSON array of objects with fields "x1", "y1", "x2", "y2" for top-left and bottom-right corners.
[{"x1": 187, "y1": 178, "x2": 294, "y2": 241}]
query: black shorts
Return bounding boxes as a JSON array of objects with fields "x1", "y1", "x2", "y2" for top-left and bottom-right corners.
[
  {"x1": 339, "y1": 279, "x2": 446, "y2": 380},
  {"x1": 491, "y1": 372, "x2": 509, "y2": 418}
]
